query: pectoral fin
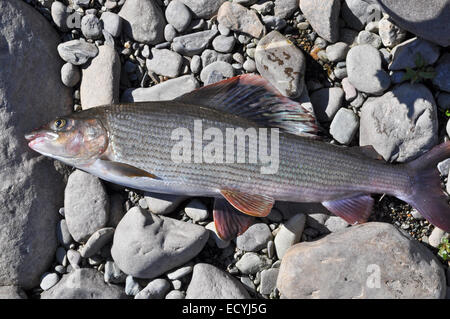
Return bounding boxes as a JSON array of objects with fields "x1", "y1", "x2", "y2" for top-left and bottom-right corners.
[
  {"x1": 322, "y1": 195, "x2": 373, "y2": 225},
  {"x1": 213, "y1": 198, "x2": 255, "y2": 241},
  {"x1": 220, "y1": 188, "x2": 274, "y2": 217},
  {"x1": 98, "y1": 160, "x2": 159, "y2": 179}
]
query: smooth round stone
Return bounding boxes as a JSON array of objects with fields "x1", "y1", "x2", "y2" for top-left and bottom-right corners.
[
  {"x1": 146, "y1": 48, "x2": 183, "y2": 78},
  {"x1": 378, "y1": 17, "x2": 406, "y2": 48},
  {"x1": 232, "y1": 52, "x2": 244, "y2": 64},
  {"x1": 212, "y1": 35, "x2": 236, "y2": 53},
  {"x1": 66, "y1": 249, "x2": 81, "y2": 269},
  {"x1": 429, "y1": 227, "x2": 446, "y2": 248},
  {"x1": 81, "y1": 14, "x2": 102, "y2": 39},
  {"x1": 104, "y1": 260, "x2": 126, "y2": 284},
  {"x1": 190, "y1": 55, "x2": 201, "y2": 74},
  {"x1": 79, "y1": 227, "x2": 115, "y2": 258},
  {"x1": 259, "y1": 268, "x2": 279, "y2": 295},
  {"x1": 341, "y1": 77, "x2": 357, "y2": 101},
  {"x1": 56, "y1": 219, "x2": 73, "y2": 248},
  {"x1": 329, "y1": 108, "x2": 359, "y2": 145},
  {"x1": 100, "y1": 11, "x2": 122, "y2": 38},
  {"x1": 61, "y1": 62, "x2": 80, "y2": 87},
  {"x1": 184, "y1": 199, "x2": 209, "y2": 222},
  {"x1": 325, "y1": 42, "x2": 349, "y2": 62},
  {"x1": 218, "y1": 23, "x2": 230, "y2": 36},
  {"x1": 135, "y1": 278, "x2": 170, "y2": 299},
  {"x1": 172, "y1": 29, "x2": 218, "y2": 56},
  {"x1": 236, "y1": 223, "x2": 273, "y2": 252},
  {"x1": 164, "y1": 24, "x2": 178, "y2": 42},
  {"x1": 125, "y1": 275, "x2": 141, "y2": 296},
  {"x1": 40, "y1": 273, "x2": 60, "y2": 291},
  {"x1": 165, "y1": 0, "x2": 192, "y2": 33},
  {"x1": 357, "y1": 30, "x2": 382, "y2": 49},
  {"x1": 243, "y1": 58, "x2": 256, "y2": 72},
  {"x1": 51, "y1": 1, "x2": 69, "y2": 31},
  {"x1": 57, "y1": 39, "x2": 99, "y2": 65},
  {"x1": 166, "y1": 264, "x2": 193, "y2": 280},
  {"x1": 235, "y1": 252, "x2": 272, "y2": 275},
  {"x1": 274, "y1": 213, "x2": 306, "y2": 259},
  {"x1": 389, "y1": 38, "x2": 440, "y2": 71},
  {"x1": 145, "y1": 193, "x2": 187, "y2": 215},
  {"x1": 200, "y1": 61, "x2": 234, "y2": 83}
]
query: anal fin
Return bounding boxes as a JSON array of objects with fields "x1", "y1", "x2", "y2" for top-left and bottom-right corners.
[
  {"x1": 213, "y1": 198, "x2": 255, "y2": 241},
  {"x1": 322, "y1": 195, "x2": 374, "y2": 225},
  {"x1": 220, "y1": 188, "x2": 275, "y2": 217}
]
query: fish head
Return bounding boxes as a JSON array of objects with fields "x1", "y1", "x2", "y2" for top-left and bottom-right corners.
[{"x1": 25, "y1": 115, "x2": 108, "y2": 166}]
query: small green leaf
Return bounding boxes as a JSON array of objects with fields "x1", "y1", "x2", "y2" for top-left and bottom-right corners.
[{"x1": 445, "y1": 110, "x2": 450, "y2": 117}]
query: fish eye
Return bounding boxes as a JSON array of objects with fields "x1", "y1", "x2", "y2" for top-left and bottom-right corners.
[{"x1": 54, "y1": 118, "x2": 67, "y2": 129}]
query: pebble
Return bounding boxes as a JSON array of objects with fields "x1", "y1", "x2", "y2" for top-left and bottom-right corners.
[
  {"x1": 51, "y1": 1, "x2": 69, "y2": 31},
  {"x1": 200, "y1": 61, "x2": 234, "y2": 83},
  {"x1": 184, "y1": 199, "x2": 209, "y2": 222},
  {"x1": 267, "y1": 240, "x2": 275, "y2": 259},
  {"x1": 218, "y1": 23, "x2": 230, "y2": 36},
  {"x1": 57, "y1": 39, "x2": 99, "y2": 66},
  {"x1": 347, "y1": 45, "x2": 391, "y2": 95},
  {"x1": 166, "y1": 265, "x2": 193, "y2": 280},
  {"x1": 146, "y1": 48, "x2": 183, "y2": 78},
  {"x1": 243, "y1": 58, "x2": 256, "y2": 72},
  {"x1": 250, "y1": 1, "x2": 274, "y2": 15},
  {"x1": 40, "y1": 273, "x2": 60, "y2": 291},
  {"x1": 433, "y1": 53, "x2": 450, "y2": 93},
  {"x1": 330, "y1": 108, "x2": 359, "y2": 145},
  {"x1": 259, "y1": 268, "x2": 279, "y2": 295},
  {"x1": 190, "y1": 55, "x2": 202, "y2": 74},
  {"x1": 341, "y1": 77, "x2": 357, "y2": 102},
  {"x1": 314, "y1": 37, "x2": 328, "y2": 49},
  {"x1": 56, "y1": 219, "x2": 73, "y2": 248},
  {"x1": 79, "y1": 227, "x2": 115, "y2": 258},
  {"x1": 125, "y1": 275, "x2": 141, "y2": 296},
  {"x1": 165, "y1": 290, "x2": 186, "y2": 299},
  {"x1": 205, "y1": 221, "x2": 230, "y2": 248},
  {"x1": 135, "y1": 278, "x2": 171, "y2": 299},
  {"x1": 262, "y1": 15, "x2": 287, "y2": 31},
  {"x1": 172, "y1": 30, "x2": 218, "y2": 56},
  {"x1": 178, "y1": 0, "x2": 226, "y2": 19},
  {"x1": 273, "y1": 0, "x2": 298, "y2": 19},
  {"x1": 212, "y1": 35, "x2": 236, "y2": 53},
  {"x1": 341, "y1": 0, "x2": 370, "y2": 31},
  {"x1": 310, "y1": 87, "x2": 344, "y2": 122},
  {"x1": 350, "y1": 92, "x2": 366, "y2": 108},
  {"x1": 55, "y1": 246, "x2": 67, "y2": 266},
  {"x1": 164, "y1": 24, "x2": 177, "y2": 42},
  {"x1": 236, "y1": 223, "x2": 273, "y2": 252},
  {"x1": 60, "y1": 62, "x2": 80, "y2": 87},
  {"x1": 217, "y1": 2, "x2": 265, "y2": 39},
  {"x1": 235, "y1": 252, "x2": 271, "y2": 275},
  {"x1": 365, "y1": 21, "x2": 379, "y2": 33},
  {"x1": 104, "y1": 260, "x2": 127, "y2": 284},
  {"x1": 389, "y1": 37, "x2": 441, "y2": 71},
  {"x1": 100, "y1": 12, "x2": 122, "y2": 38},
  {"x1": 274, "y1": 213, "x2": 306, "y2": 259},
  {"x1": 378, "y1": 17, "x2": 406, "y2": 48},
  {"x1": 240, "y1": 276, "x2": 256, "y2": 291},
  {"x1": 165, "y1": 0, "x2": 192, "y2": 33},
  {"x1": 299, "y1": 0, "x2": 340, "y2": 43},
  {"x1": 325, "y1": 42, "x2": 349, "y2": 62},
  {"x1": 255, "y1": 31, "x2": 306, "y2": 98},
  {"x1": 66, "y1": 249, "x2": 81, "y2": 269},
  {"x1": 357, "y1": 30, "x2": 382, "y2": 49},
  {"x1": 81, "y1": 14, "x2": 102, "y2": 39},
  {"x1": 232, "y1": 52, "x2": 244, "y2": 64},
  {"x1": 429, "y1": 227, "x2": 446, "y2": 248},
  {"x1": 324, "y1": 216, "x2": 349, "y2": 232},
  {"x1": 201, "y1": 49, "x2": 232, "y2": 67}
]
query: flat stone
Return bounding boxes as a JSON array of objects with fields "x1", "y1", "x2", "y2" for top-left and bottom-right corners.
[
  {"x1": 357, "y1": 30, "x2": 382, "y2": 48},
  {"x1": 186, "y1": 263, "x2": 250, "y2": 298},
  {"x1": 122, "y1": 75, "x2": 199, "y2": 102},
  {"x1": 111, "y1": 207, "x2": 209, "y2": 279},
  {"x1": 378, "y1": 16, "x2": 406, "y2": 48},
  {"x1": 310, "y1": 87, "x2": 344, "y2": 122},
  {"x1": 57, "y1": 39, "x2": 99, "y2": 65},
  {"x1": 40, "y1": 273, "x2": 60, "y2": 291},
  {"x1": 274, "y1": 213, "x2": 306, "y2": 259},
  {"x1": 166, "y1": 264, "x2": 193, "y2": 280},
  {"x1": 212, "y1": 35, "x2": 236, "y2": 53},
  {"x1": 135, "y1": 278, "x2": 171, "y2": 299},
  {"x1": 100, "y1": 11, "x2": 122, "y2": 38},
  {"x1": 342, "y1": 77, "x2": 357, "y2": 101},
  {"x1": 324, "y1": 216, "x2": 350, "y2": 232},
  {"x1": 165, "y1": 0, "x2": 192, "y2": 33},
  {"x1": 299, "y1": 0, "x2": 340, "y2": 43},
  {"x1": 359, "y1": 83, "x2": 438, "y2": 162},
  {"x1": 273, "y1": 0, "x2": 298, "y2": 19},
  {"x1": 255, "y1": 31, "x2": 306, "y2": 98},
  {"x1": 236, "y1": 223, "x2": 273, "y2": 252},
  {"x1": 389, "y1": 38, "x2": 440, "y2": 71},
  {"x1": 146, "y1": 48, "x2": 183, "y2": 78},
  {"x1": 277, "y1": 222, "x2": 447, "y2": 298},
  {"x1": 329, "y1": 108, "x2": 359, "y2": 145},
  {"x1": 172, "y1": 30, "x2": 218, "y2": 56},
  {"x1": 235, "y1": 252, "x2": 272, "y2": 275},
  {"x1": 260, "y1": 268, "x2": 279, "y2": 295},
  {"x1": 325, "y1": 42, "x2": 349, "y2": 62},
  {"x1": 201, "y1": 49, "x2": 232, "y2": 67},
  {"x1": 81, "y1": 14, "x2": 102, "y2": 39},
  {"x1": 200, "y1": 61, "x2": 234, "y2": 83},
  {"x1": 184, "y1": 199, "x2": 209, "y2": 222},
  {"x1": 217, "y1": 2, "x2": 265, "y2": 39},
  {"x1": 178, "y1": 0, "x2": 226, "y2": 19},
  {"x1": 79, "y1": 227, "x2": 115, "y2": 258}
]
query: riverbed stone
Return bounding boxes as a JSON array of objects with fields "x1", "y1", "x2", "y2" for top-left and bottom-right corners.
[{"x1": 299, "y1": 0, "x2": 341, "y2": 43}]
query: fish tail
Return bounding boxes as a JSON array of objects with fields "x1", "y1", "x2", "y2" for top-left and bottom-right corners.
[{"x1": 402, "y1": 142, "x2": 450, "y2": 232}]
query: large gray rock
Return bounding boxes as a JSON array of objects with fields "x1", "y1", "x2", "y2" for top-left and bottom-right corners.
[
  {"x1": 165, "y1": 0, "x2": 192, "y2": 33},
  {"x1": 111, "y1": 207, "x2": 209, "y2": 279},
  {"x1": 186, "y1": 263, "x2": 250, "y2": 299},
  {"x1": 359, "y1": 83, "x2": 438, "y2": 162},
  {"x1": 172, "y1": 30, "x2": 218, "y2": 56},
  {"x1": 277, "y1": 222, "x2": 447, "y2": 298},
  {"x1": 41, "y1": 268, "x2": 127, "y2": 299},
  {"x1": 118, "y1": 0, "x2": 165, "y2": 45},
  {"x1": 57, "y1": 39, "x2": 99, "y2": 66},
  {"x1": 64, "y1": 170, "x2": 110, "y2": 243},
  {"x1": 299, "y1": 0, "x2": 341, "y2": 43},
  {"x1": 179, "y1": 0, "x2": 227, "y2": 19},
  {"x1": 146, "y1": 48, "x2": 183, "y2": 78},
  {"x1": 217, "y1": 2, "x2": 266, "y2": 39},
  {"x1": 255, "y1": 31, "x2": 306, "y2": 98},
  {"x1": 0, "y1": 0, "x2": 72, "y2": 289},
  {"x1": 80, "y1": 45, "x2": 120, "y2": 109},
  {"x1": 375, "y1": 0, "x2": 450, "y2": 47},
  {"x1": 389, "y1": 38, "x2": 440, "y2": 71}
]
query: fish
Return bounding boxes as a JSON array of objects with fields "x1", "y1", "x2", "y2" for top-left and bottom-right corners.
[{"x1": 25, "y1": 74, "x2": 450, "y2": 240}]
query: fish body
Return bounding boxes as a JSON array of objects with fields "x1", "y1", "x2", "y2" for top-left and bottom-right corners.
[{"x1": 25, "y1": 75, "x2": 450, "y2": 239}]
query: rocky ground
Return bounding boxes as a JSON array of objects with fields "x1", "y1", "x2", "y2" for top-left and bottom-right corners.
[{"x1": 0, "y1": 0, "x2": 449, "y2": 299}]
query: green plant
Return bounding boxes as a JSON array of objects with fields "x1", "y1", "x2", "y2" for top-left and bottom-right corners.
[
  {"x1": 438, "y1": 237, "x2": 449, "y2": 261},
  {"x1": 401, "y1": 53, "x2": 436, "y2": 84}
]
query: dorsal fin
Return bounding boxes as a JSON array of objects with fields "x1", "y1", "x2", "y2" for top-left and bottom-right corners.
[{"x1": 175, "y1": 74, "x2": 320, "y2": 138}]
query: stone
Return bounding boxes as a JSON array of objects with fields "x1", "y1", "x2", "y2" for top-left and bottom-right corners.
[
  {"x1": 378, "y1": 16, "x2": 406, "y2": 48},
  {"x1": 347, "y1": 44, "x2": 390, "y2": 95},
  {"x1": 125, "y1": 275, "x2": 141, "y2": 296},
  {"x1": 429, "y1": 227, "x2": 446, "y2": 248},
  {"x1": 342, "y1": 77, "x2": 357, "y2": 101},
  {"x1": 56, "y1": 219, "x2": 73, "y2": 248},
  {"x1": 236, "y1": 223, "x2": 273, "y2": 252},
  {"x1": 359, "y1": 83, "x2": 438, "y2": 162},
  {"x1": 64, "y1": 170, "x2": 109, "y2": 243},
  {"x1": 310, "y1": 87, "x2": 344, "y2": 122},
  {"x1": 80, "y1": 45, "x2": 120, "y2": 109},
  {"x1": 212, "y1": 35, "x2": 236, "y2": 53},
  {"x1": 118, "y1": 0, "x2": 165, "y2": 45},
  {"x1": 433, "y1": 53, "x2": 450, "y2": 93},
  {"x1": 357, "y1": 30, "x2": 382, "y2": 48},
  {"x1": 389, "y1": 38, "x2": 440, "y2": 71},
  {"x1": 201, "y1": 49, "x2": 232, "y2": 67},
  {"x1": 184, "y1": 199, "x2": 209, "y2": 222},
  {"x1": 42, "y1": 268, "x2": 126, "y2": 299},
  {"x1": 273, "y1": 0, "x2": 298, "y2": 19},
  {"x1": 438, "y1": 158, "x2": 450, "y2": 176},
  {"x1": 166, "y1": 265, "x2": 193, "y2": 280},
  {"x1": 164, "y1": 24, "x2": 177, "y2": 42},
  {"x1": 100, "y1": 12, "x2": 122, "y2": 38},
  {"x1": 243, "y1": 58, "x2": 256, "y2": 72},
  {"x1": 79, "y1": 227, "x2": 115, "y2": 258},
  {"x1": 57, "y1": 39, "x2": 99, "y2": 65},
  {"x1": 299, "y1": 0, "x2": 340, "y2": 43},
  {"x1": 251, "y1": 0, "x2": 274, "y2": 15},
  {"x1": 61, "y1": 62, "x2": 80, "y2": 87},
  {"x1": 81, "y1": 14, "x2": 102, "y2": 39},
  {"x1": 186, "y1": 263, "x2": 250, "y2": 298},
  {"x1": 51, "y1": 1, "x2": 69, "y2": 31},
  {"x1": 325, "y1": 42, "x2": 349, "y2": 62},
  {"x1": 341, "y1": 0, "x2": 370, "y2": 31},
  {"x1": 104, "y1": 260, "x2": 126, "y2": 284},
  {"x1": 135, "y1": 278, "x2": 171, "y2": 299},
  {"x1": 375, "y1": 0, "x2": 450, "y2": 47},
  {"x1": 217, "y1": 2, "x2": 265, "y2": 39},
  {"x1": 40, "y1": 273, "x2": 60, "y2": 291},
  {"x1": 121, "y1": 75, "x2": 199, "y2": 102},
  {"x1": 179, "y1": 0, "x2": 226, "y2": 19},
  {"x1": 277, "y1": 222, "x2": 447, "y2": 298},
  {"x1": 146, "y1": 48, "x2": 183, "y2": 78},
  {"x1": 166, "y1": 290, "x2": 186, "y2": 299},
  {"x1": 205, "y1": 222, "x2": 230, "y2": 248},
  {"x1": 66, "y1": 249, "x2": 81, "y2": 269},
  {"x1": 235, "y1": 252, "x2": 272, "y2": 275},
  {"x1": 259, "y1": 268, "x2": 279, "y2": 295},
  {"x1": 200, "y1": 61, "x2": 234, "y2": 83},
  {"x1": 262, "y1": 16, "x2": 287, "y2": 31},
  {"x1": 324, "y1": 216, "x2": 350, "y2": 232},
  {"x1": 255, "y1": 31, "x2": 306, "y2": 98},
  {"x1": 274, "y1": 213, "x2": 306, "y2": 259},
  {"x1": 0, "y1": 0, "x2": 72, "y2": 289},
  {"x1": 111, "y1": 207, "x2": 209, "y2": 278},
  {"x1": 172, "y1": 30, "x2": 218, "y2": 56},
  {"x1": 190, "y1": 55, "x2": 202, "y2": 74},
  {"x1": 339, "y1": 28, "x2": 358, "y2": 45},
  {"x1": 165, "y1": 0, "x2": 192, "y2": 33},
  {"x1": 0, "y1": 286, "x2": 27, "y2": 299},
  {"x1": 329, "y1": 108, "x2": 359, "y2": 145}
]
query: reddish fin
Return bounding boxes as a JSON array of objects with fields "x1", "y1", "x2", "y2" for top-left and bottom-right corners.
[
  {"x1": 213, "y1": 198, "x2": 255, "y2": 241},
  {"x1": 401, "y1": 142, "x2": 450, "y2": 232},
  {"x1": 322, "y1": 195, "x2": 374, "y2": 225},
  {"x1": 220, "y1": 188, "x2": 275, "y2": 217},
  {"x1": 175, "y1": 74, "x2": 320, "y2": 138}
]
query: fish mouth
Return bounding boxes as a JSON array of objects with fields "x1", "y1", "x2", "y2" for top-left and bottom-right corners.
[{"x1": 24, "y1": 130, "x2": 58, "y2": 148}]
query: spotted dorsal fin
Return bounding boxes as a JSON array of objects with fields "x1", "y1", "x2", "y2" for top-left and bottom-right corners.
[{"x1": 175, "y1": 74, "x2": 320, "y2": 138}]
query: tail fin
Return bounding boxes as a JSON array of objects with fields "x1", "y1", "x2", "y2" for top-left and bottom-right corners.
[{"x1": 403, "y1": 142, "x2": 450, "y2": 232}]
